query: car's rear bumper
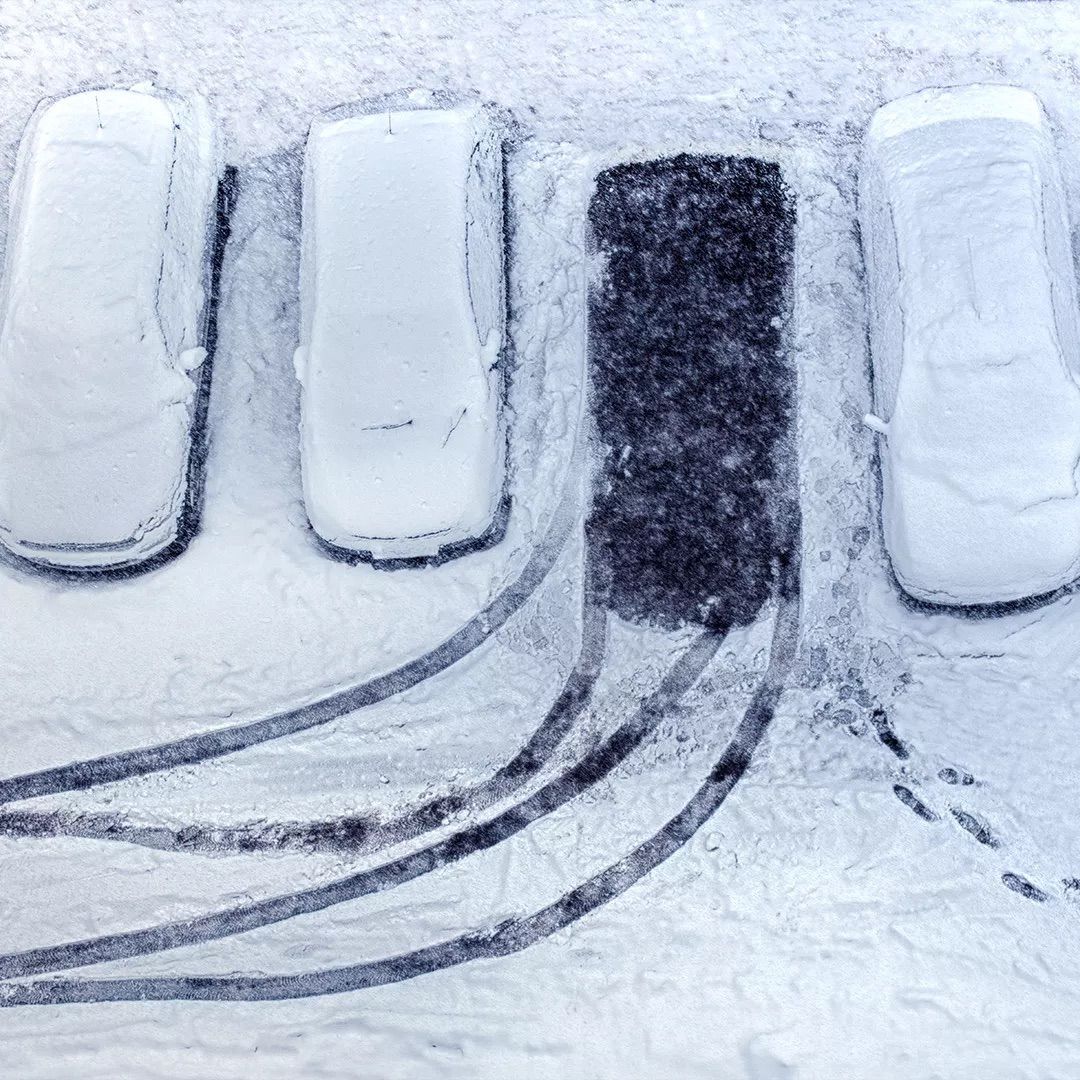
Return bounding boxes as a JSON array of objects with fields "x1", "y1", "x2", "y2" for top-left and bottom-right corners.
[
  {"x1": 310, "y1": 492, "x2": 509, "y2": 565},
  {"x1": 893, "y1": 563, "x2": 1080, "y2": 609},
  {"x1": 882, "y1": 474, "x2": 1080, "y2": 607},
  {"x1": 0, "y1": 516, "x2": 181, "y2": 572}
]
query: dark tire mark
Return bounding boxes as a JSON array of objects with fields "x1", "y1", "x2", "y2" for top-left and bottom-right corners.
[
  {"x1": 896, "y1": 576, "x2": 1078, "y2": 622},
  {"x1": 0, "y1": 614, "x2": 724, "y2": 981},
  {"x1": 893, "y1": 784, "x2": 937, "y2": 822},
  {"x1": 0, "y1": 596, "x2": 608, "y2": 858},
  {"x1": 869, "y1": 707, "x2": 909, "y2": 760},
  {"x1": 0, "y1": 467, "x2": 580, "y2": 808},
  {"x1": 586, "y1": 155, "x2": 795, "y2": 632},
  {"x1": 949, "y1": 807, "x2": 999, "y2": 849},
  {"x1": 0, "y1": 152, "x2": 802, "y2": 1002},
  {"x1": 1002, "y1": 872, "x2": 1049, "y2": 903},
  {"x1": 0, "y1": 154, "x2": 803, "y2": 851},
  {"x1": 0, "y1": 562, "x2": 800, "y2": 1004}
]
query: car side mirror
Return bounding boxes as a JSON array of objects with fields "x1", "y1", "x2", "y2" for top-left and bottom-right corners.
[{"x1": 863, "y1": 413, "x2": 889, "y2": 437}]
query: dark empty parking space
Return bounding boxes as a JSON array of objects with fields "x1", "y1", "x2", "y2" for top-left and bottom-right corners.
[{"x1": 586, "y1": 154, "x2": 796, "y2": 632}]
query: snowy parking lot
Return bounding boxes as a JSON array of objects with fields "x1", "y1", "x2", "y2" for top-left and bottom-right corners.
[{"x1": 1, "y1": 1, "x2": 1080, "y2": 1077}]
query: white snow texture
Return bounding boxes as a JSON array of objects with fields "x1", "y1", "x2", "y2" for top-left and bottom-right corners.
[
  {"x1": 2, "y1": 3, "x2": 1080, "y2": 1080},
  {"x1": 297, "y1": 105, "x2": 505, "y2": 559}
]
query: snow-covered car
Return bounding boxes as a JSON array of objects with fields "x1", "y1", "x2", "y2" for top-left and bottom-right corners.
[
  {"x1": 0, "y1": 86, "x2": 219, "y2": 572},
  {"x1": 859, "y1": 84, "x2": 1080, "y2": 606},
  {"x1": 294, "y1": 105, "x2": 506, "y2": 562}
]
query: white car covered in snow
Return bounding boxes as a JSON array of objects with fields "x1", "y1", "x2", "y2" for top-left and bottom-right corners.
[
  {"x1": 0, "y1": 86, "x2": 219, "y2": 572},
  {"x1": 295, "y1": 105, "x2": 506, "y2": 562},
  {"x1": 859, "y1": 84, "x2": 1080, "y2": 606}
]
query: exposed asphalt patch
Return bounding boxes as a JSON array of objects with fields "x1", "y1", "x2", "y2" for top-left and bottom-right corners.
[{"x1": 586, "y1": 154, "x2": 795, "y2": 633}]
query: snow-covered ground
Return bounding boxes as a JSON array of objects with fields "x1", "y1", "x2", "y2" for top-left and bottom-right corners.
[{"x1": 2, "y1": 1, "x2": 1080, "y2": 1077}]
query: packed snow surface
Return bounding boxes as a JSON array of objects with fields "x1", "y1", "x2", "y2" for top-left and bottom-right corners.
[
  {"x1": 0, "y1": 87, "x2": 216, "y2": 568},
  {"x1": 297, "y1": 106, "x2": 505, "y2": 559},
  {"x1": 3, "y1": 2, "x2": 1080, "y2": 1078},
  {"x1": 860, "y1": 83, "x2": 1080, "y2": 605}
]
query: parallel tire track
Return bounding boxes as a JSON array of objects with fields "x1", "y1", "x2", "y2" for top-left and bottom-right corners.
[
  {"x1": 0, "y1": 605, "x2": 730, "y2": 981},
  {"x1": 0, "y1": 561, "x2": 798, "y2": 1005},
  {"x1": 0, "y1": 472, "x2": 580, "y2": 808},
  {"x1": 0, "y1": 596, "x2": 607, "y2": 858}
]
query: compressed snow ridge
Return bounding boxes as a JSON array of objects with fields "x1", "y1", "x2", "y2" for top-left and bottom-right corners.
[
  {"x1": 0, "y1": 86, "x2": 218, "y2": 568},
  {"x1": 296, "y1": 106, "x2": 506, "y2": 560},
  {"x1": 860, "y1": 83, "x2": 1080, "y2": 605}
]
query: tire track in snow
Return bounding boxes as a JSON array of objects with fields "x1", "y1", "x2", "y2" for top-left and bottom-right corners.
[
  {"x1": 0, "y1": 600, "x2": 725, "y2": 982},
  {"x1": 0, "y1": 594, "x2": 608, "y2": 858},
  {"x1": 0, "y1": 558, "x2": 800, "y2": 1004},
  {"x1": 0, "y1": 468, "x2": 581, "y2": 808},
  {"x1": 0, "y1": 150, "x2": 802, "y2": 1002}
]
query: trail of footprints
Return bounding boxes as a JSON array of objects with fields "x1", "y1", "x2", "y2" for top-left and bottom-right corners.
[{"x1": 869, "y1": 707, "x2": 1068, "y2": 906}]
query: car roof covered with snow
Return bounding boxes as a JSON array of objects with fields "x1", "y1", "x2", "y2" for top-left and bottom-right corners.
[
  {"x1": 0, "y1": 87, "x2": 216, "y2": 570},
  {"x1": 296, "y1": 105, "x2": 506, "y2": 561},
  {"x1": 860, "y1": 84, "x2": 1080, "y2": 605}
]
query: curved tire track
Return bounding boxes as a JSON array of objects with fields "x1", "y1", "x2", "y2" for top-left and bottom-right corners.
[
  {"x1": 0, "y1": 562, "x2": 799, "y2": 1005},
  {"x1": 0, "y1": 150, "x2": 802, "y2": 1005},
  {"x1": 0, "y1": 596, "x2": 607, "y2": 858},
  {"x1": 0, "y1": 601, "x2": 731, "y2": 982},
  {"x1": 0, "y1": 471, "x2": 581, "y2": 808}
]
